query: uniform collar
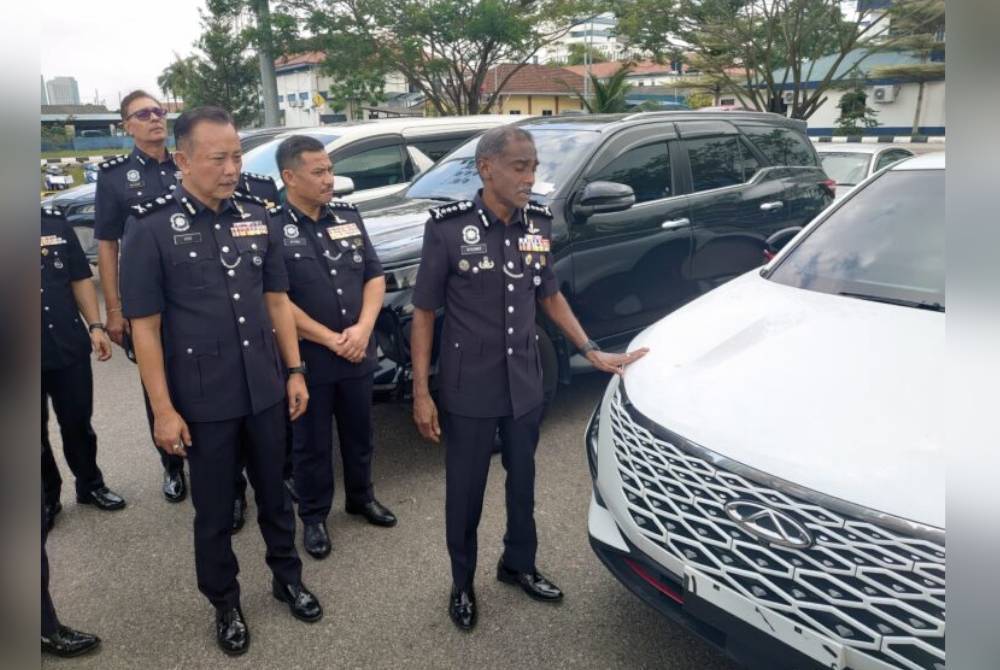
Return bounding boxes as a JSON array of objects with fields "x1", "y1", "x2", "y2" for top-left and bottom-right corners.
[
  {"x1": 130, "y1": 144, "x2": 173, "y2": 167},
  {"x1": 176, "y1": 186, "x2": 240, "y2": 218},
  {"x1": 285, "y1": 200, "x2": 332, "y2": 226},
  {"x1": 473, "y1": 191, "x2": 527, "y2": 230}
]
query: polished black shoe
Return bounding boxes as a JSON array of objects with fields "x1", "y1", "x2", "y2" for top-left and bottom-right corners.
[
  {"x1": 272, "y1": 580, "x2": 323, "y2": 623},
  {"x1": 284, "y1": 476, "x2": 299, "y2": 502},
  {"x1": 41, "y1": 625, "x2": 101, "y2": 657},
  {"x1": 76, "y1": 486, "x2": 126, "y2": 511},
  {"x1": 215, "y1": 606, "x2": 250, "y2": 656},
  {"x1": 303, "y1": 522, "x2": 331, "y2": 559},
  {"x1": 345, "y1": 499, "x2": 397, "y2": 527},
  {"x1": 163, "y1": 470, "x2": 187, "y2": 503},
  {"x1": 43, "y1": 501, "x2": 62, "y2": 532},
  {"x1": 231, "y1": 496, "x2": 246, "y2": 534},
  {"x1": 497, "y1": 560, "x2": 564, "y2": 602},
  {"x1": 448, "y1": 586, "x2": 477, "y2": 631}
]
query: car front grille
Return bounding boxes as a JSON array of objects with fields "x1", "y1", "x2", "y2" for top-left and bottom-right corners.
[{"x1": 607, "y1": 383, "x2": 945, "y2": 670}]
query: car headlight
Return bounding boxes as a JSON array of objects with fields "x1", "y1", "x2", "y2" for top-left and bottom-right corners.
[
  {"x1": 385, "y1": 263, "x2": 420, "y2": 292},
  {"x1": 74, "y1": 204, "x2": 95, "y2": 216}
]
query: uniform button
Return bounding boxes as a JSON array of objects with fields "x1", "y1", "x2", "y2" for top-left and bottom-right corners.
[
  {"x1": 340, "y1": 308, "x2": 347, "y2": 315},
  {"x1": 507, "y1": 348, "x2": 513, "y2": 355},
  {"x1": 508, "y1": 306, "x2": 514, "y2": 313},
  {"x1": 233, "y1": 293, "x2": 240, "y2": 300},
  {"x1": 186, "y1": 347, "x2": 193, "y2": 354},
  {"x1": 536, "y1": 334, "x2": 540, "y2": 341},
  {"x1": 222, "y1": 245, "x2": 230, "y2": 252},
  {"x1": 293, "y1": 252, "x2": 301, "y2": 259},
  {"x1": 251, "y1": 243, "x2": 258, "y2": 250},
  {"x1": 189, "y1": 251, "x2": 197, "y2": 258},
  {"x1": 535, "y1": 263, "x2": 541, "y2": 270},
  {"x1": 214, "y1": 223, "x2": 220, "y2": 229},
  {"x1": 243, "y1": 340, "x2": 250, "y2": 347},
  {"x1": 505, "y1": 239, "x2": 510, "y2": 246},
  {"x1": 507, "y1": 327, "x2": 514, "y2": 335},
  {"x1": 170, "y1": 185, "x2": 177, "y2": 191},
  {"x1": 227, "y1": 270, "x2": 235, "y2": 277},
  {"x1": 238, "y1": 317, "x2": 246, "y2": 324},
  {"x1": 330, "y1": 269, "x2": 336, "y2": 275},
  {"x1": 454, "y1": 342, "x2": 459, "y2": 348},
  {"x1": 336, "y1": 288, "x2": 343, "y2": 295},
  {"x1": 44, "y1": 306, "x2": 49, "y2": 311},
  {"x1": 317, "y1": 232, "x2": 323, "y2": 238},
  {"x1": 40, "y1": 288, "x2": 44, "y2": 293},
  {"x1": 507, "y1": 261, "x2": 514, "y2": 268},
  {"x1": 161, "y1": 170, "x2": 166, "y2": 175},
  {"x1": 507, "y1": 283, "x2": 514, "y2": 291},
  {"x1": 47, "y1": 324, "x2": 54, "y2": 329}
]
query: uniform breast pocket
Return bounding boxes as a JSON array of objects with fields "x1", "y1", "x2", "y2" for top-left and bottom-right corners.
[
  {"x1": 173, "y1": 338, "x2": 220, "y2": 399},
  {"x1": 234, "y1": 236, "x2": 269, "y2": 272},
  {"x1": 286, "y1": 245, "x2": 323, "y2": 285},
  {"x1": 168, "y1": 243, "x2": 218, "y2": 291},
  {"x1": 452, "y1": 263, "x2": 484, "y2": 296},
  {"x1": 41, "y1": 249, "x2": 70, "y2": 283}
]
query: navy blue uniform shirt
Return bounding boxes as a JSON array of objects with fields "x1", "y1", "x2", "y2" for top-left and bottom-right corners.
[
  {"x1": 41, "y1": 207, "x2": 93, "y2": 371},
  {"x1": 270, "y1": 200, "x2": 383, "y2": 384},
  {"x1": 412, "y1": 192, "x2": 558, "y2": 419},
  {"x1": 119, "y1": 188, "x2": 289, "y2": 423},
  {"x1": 94, "y1": 147, "x2": 180, "y2": 242}
]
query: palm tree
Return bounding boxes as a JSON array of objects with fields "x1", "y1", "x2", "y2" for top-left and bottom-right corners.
[{"x1": 568, "y1": 62, "x2": 634, "y2": 114}]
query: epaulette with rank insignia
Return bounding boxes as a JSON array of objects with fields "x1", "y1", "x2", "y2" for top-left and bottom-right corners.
[
  {"x1": 129, "y1": 193, "x2": 176, "y2": 218},
  {"x1": 526, "y1": 201, "x2": 553, "y2": 218},
  {"x1": 429, "y1": 200, "x2": 474, "y2": 221},
  {"x1": 327, "y1": 200, "x2": 357, "y2": 212},
  {"x1": 98, "y1": 155, "x2": 128, "y2": 171},
  {"x1": 232, "y1": 190, "x2": 266, "y2": 206},
  {"x1": 41, "y1": 205, "x2": 65, "y2": 218},
  {"x1": 267, "y1": 204, "x2": 283, "y2": 216},
  {"x1": 242, "y1": 172, "x2": 275, "y2": 184}
]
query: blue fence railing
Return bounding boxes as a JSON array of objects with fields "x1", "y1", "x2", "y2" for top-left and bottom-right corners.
[{"x1": 41, "y1": 137, "x2": 176, "y2": 153}]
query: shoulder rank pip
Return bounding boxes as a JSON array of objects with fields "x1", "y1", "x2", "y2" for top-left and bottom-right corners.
[
  {"x1": 242, "y1": 172, "x2": 275, "y2": 184},
  {"x1": 232, "y1": 190, "x2": 266, "y2": 207},
  {"x1": 429, "y1": 200, "x2": 474, "y2": 222},
  {"x1": 98, "y1": 155, "x2": 128, "y2": 171},
  {"x1": 526, "y1": 201, "x2": 553, "y2": 218},
  {"x1": 328, "y1": 200, "x2": 357, "y2": 212},
  {"x1": 267, "y1": 204, "x2": 284, "y2": 216},
  {"x1": 129, "y1": 193, "x2": 176, "y2": 218}
]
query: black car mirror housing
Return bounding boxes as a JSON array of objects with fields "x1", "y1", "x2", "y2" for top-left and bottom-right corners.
[{"x1": 573, "y1": 181, "x2": 636, "y2": 218}]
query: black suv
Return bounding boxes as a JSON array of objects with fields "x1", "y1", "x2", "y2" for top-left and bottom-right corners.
[{"x1": 369, "y1": 111, "x2": 833, "y2": 400}]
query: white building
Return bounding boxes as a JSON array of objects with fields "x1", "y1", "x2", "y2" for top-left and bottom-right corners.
[
  {"x1": 46, "y1": 76, "x2": 80, "y2": 106},
  {"x1": 274, "y1": 52, "x2": 410, "y2": 127},
  {"x1": 535, "y1": 13, "x2": 629, "y2": 64}
]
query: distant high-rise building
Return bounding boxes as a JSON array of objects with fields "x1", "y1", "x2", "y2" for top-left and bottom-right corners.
[
  {"x1": 40, "y1": 75, "x2": 48, "y2": 105},
  {"x1": 46, "y1": 76, "x2": 81, "y2": 106}
]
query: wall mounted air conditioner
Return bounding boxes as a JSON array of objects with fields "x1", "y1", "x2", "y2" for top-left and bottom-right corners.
[
  {"x1": 780, "y1": 90, "x2": 796, "y2": 105},
  {"x1": 873, "y1": 85, "x2": 898, "y2": 103}
]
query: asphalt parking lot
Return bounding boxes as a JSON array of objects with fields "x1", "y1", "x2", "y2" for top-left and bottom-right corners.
[{"x1": 43, "y1": 307, "x2": 738, "y2": 670}]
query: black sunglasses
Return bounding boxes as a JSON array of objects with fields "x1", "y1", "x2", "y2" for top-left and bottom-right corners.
[{"x1": 126, "y1": 107, "x2": 168, "y2": 121}]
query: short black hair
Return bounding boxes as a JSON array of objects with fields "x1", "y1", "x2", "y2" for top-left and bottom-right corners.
[
  {"x1": 475, "y1": 125, "x2": 534, "y2": 166},
  {"x1": 276, "y1": 135, "x2": 327, "y2": 173},
  {"x1": 174, "y1": 106, "x2": 235, "y2": 151},
  {"x1": 120, "y1": 89, "x2": 161, "y2": 120}
]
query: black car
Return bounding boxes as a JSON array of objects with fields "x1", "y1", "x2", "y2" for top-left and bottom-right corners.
[{"x1": 367, "y1": 111, "x2": 834, "y2": 401}]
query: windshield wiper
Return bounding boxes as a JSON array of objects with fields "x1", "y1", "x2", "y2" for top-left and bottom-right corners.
[{"x1": 839, "y1": 291, "x2": 945, "y2": 312}]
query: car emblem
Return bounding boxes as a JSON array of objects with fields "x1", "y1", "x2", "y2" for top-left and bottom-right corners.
[
  {"x1": 462, "y1": 225, "x2": 480, "y2": 244},
  {"x1": 724, "y1": 500, "x2": 813, "y2": 549},
  {"x1": 170, "y1": 213, "x2": 190, "y2": 232},
  {"x1": 283, "y1": 224, "x2": 299, "y2": 239}
]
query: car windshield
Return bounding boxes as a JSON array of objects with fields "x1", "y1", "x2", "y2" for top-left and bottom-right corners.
[
  {"x1": 768, "y1": 169, "x2": 944, "y2": 310},
  {"x1": 241, "y1": 132, "x2": 337, "y2": 182},
  {"x1": 819, "y1": 152, "x2": 871, "y2": 186},
  {"x1": 405, "y1": 128, "x2": 602, "y2": 202}
]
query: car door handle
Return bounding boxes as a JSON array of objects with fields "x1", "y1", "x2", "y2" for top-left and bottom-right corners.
[
  {"x1": 661, "y1": 218, "x2": 690, "y2": 229},
  {"x1": 760, "y1": 201, "x2": 784, "y2": 212}
]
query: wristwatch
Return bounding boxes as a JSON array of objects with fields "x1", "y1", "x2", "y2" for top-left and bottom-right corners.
[
  {"x1": 579, "y1": 338, "x2": 601, "y2": 355},
  {"x1": 88, "y1": 323, "x2": 107, "y2": 333},
  {"x1": 287, "y1": 363, "x2": 308, "y2": 377}
]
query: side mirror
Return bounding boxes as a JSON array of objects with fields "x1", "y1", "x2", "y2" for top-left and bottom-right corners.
[
  {"x1": 333, "y1": 175, "x2": 355, "y2": 197},
  {"x1": 573, "y1": 181, "x2": 635, "y2": 218}
]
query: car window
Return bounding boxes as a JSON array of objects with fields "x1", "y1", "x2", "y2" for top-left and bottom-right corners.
[
  {"x1": 333, "y1": 145, "x2": 406, "y2": 190},
  {"x1": 241, "y1": 132, "x2": 338, "y2": 181},
  {"x1": 819, "y1": 152, "x2": 871, "y2": 186},
  {"x1": 739, "y1": 125, "x2": 818, "y2": 166},
  {"x1": 875, "y1": 149, "x2": 910, "y2": 172},
  {"x1": 686, "y1": 135, "x2": 749, "y2": 192},
  {"x1": 588, "y1": 142, "x2": 671, "y2": 203},
  {"x1": 408, "y1": 135, "x2": 473, "y2": 162},
  {"x1": 768, "y1": 169, "x2": 944, "y2": 309}
]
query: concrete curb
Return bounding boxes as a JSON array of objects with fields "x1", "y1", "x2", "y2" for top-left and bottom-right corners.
[
  {"x1": 40, "y1": 155, "x2": 122, "y2": 167},
  {"x1": 811, "y1": 136, "x2": 946, "y2": 144}
]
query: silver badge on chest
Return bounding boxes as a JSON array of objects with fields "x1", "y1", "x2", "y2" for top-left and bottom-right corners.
[
  {"x1": 252, "y1": 256, "x2": 263, "y2": 266},
  {"x1": 170, "y1": 213, "x2": 190, "y2": 232},
  {"x1": 283, "y1": 224, "x2": 299, "y2": 239},
  {"x1": 53, "y1": 259, "x2": 64, "y2": 269},
  {"x1": 462, "y1": 225, "x2": 480, "y2": 244},
  {"x1": 126, "y1": 169, "x2": 141, "y2": 183}
]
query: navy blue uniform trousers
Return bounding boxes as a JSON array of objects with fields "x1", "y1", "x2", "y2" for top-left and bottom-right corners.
[
  {"x1": 292, "y1": 374, "x2": 375, "y2": 524},
  {"x1": 186, "y1": 401, "x2": 301, "y2": 610},
  {"x1": 41, "y1": 496, "x2": 58, "y2": 636},
  {"x1": 42, "y1": 358, "x2": 105, "y2": 505},
  {"x1": 444, "y1": 405, "x2": 543, "y2": 590}
]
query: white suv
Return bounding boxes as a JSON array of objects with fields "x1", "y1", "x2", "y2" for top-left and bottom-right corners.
[{"x1": 586, "y1": 153, "x2": 945, "y2": 670}]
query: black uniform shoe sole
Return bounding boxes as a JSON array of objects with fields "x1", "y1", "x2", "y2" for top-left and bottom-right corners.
[
  {"x1": 496, "y1": 568, "x2": 564, "y2": 602},
  {"x1": 218, "y1": 635, "x2": 250, "y2": 657},
  {"x1": 41, "y1": 639, "x2": 101, "y2": 658},
  {"x1": 75, "y1": 496, "x2": 126, "y2": 511},
  {"x1": 304, "y1": 545, "x2": 331, "y2": 560},
  {"x1": 271, "y1": 585, "x2": 324, "y2": 623}
]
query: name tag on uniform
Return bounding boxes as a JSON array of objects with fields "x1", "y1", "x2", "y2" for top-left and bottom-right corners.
[
  {"x1": 517, "y1": 235, "x2": 550, "y2": 253},
  {"x1": 283, "y1": 238, "x2": 307, "y2": 247},
  {"x1": 460, "y1": 244, "x2": 487, "y2": 255},
  {"x1": 230, "y1": 221, "x2": 268, "y2": 237},
  {"x1": 173, "y1": 232, "x2": 202, "y2": 246},
  {"x1": 40, "y1": 235, "x2": 68, "y2": 247},
  {"x1": 326, "y1": 223, "x2": 361, "y2": 240}
]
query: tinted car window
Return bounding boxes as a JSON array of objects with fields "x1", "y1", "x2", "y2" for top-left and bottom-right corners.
[
  {"x1": 768, "y1": 169, "x2": 944, "y2": 309},
  {"x1": 335, "y1": 145, "x2": 406, "y2": 190},
  {"x1": 409, "y1": 136, "x2": 470, "y2": 161},
  {"x1": 686, "y1": 135, "x2": 744, "y2": 191},
  {"x1": 589, "y1": 142, "x2": 671, "y2": 203},
  {"x1": 739, "y1": 125, "x2": 818, "y2": 166},
  {"x1": 819, "y1": 152, "x2": 871, "y2": 186},
  {"x1": 875, "y1": 149, "x2": 911, "y2": 172},
  {"x1": 241, "y1": 132, "x2": 338, "y2": 181}
]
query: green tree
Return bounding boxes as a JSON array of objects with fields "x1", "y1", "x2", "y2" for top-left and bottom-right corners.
[
  {"x1": 834, "y1": 86, "x2": 879, "y2": 135},
  {"x1": 288, "y1": 0, "x2": 597, "y2": 115},
  {"x1": 565, "y1": 42, "x2": 609, "y2": 66},
  {"x1": 870, "y1": 0, "x2": 945, "y2": 135},
  {"x1": 570, "y1": 62, "x2": 633, "y2": 112}
]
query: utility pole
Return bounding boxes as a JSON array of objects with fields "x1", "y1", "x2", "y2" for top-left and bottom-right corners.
[{"x1": 253, "y1": 0, "x2": 280, "y2": 127}]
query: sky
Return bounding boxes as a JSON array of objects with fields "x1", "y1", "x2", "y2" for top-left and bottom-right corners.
[{"x1": 40, "y1": 0, "x2": 207, "y2": 110}]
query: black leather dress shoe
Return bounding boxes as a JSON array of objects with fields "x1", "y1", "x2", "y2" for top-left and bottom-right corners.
[
  {"x1": 76, "y1": 487, "x2": 126, "y2": 511},
  {"x1": 41, "y1": 625, "x2": 101, "y2": 657},
  {"x1": 497, "y1": 560, "x2": 564, "y2": 602},
  {"x1": 272, "y1": 580, "x2": 323, "y2": 623},
  {"x1": 215, "y1": 606, "x2": 250, "y2": 656},
  {"x1": 44, "y1": 501, "x2": 62, "y2": 532},
  {"x1": 303, "y1": 522, "x2": 331, "y2": 559},
  {"x1": 231, "y1": 496, "x2": 246, "y2": 533},
  {"x1": 345, "y1": 499, "x2": 397, "y2": 527},
  {"x1": 163, "y1": 470, "x2": 187, "y2": 503},
  {"x1": 448, "y1": 586, "x2": 477, "y2": 631},
  {"x1": 284, "y1": 476, "x2": 299, "y2": 503}
]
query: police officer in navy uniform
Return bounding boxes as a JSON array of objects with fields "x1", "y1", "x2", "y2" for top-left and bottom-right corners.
[
  {"x1": 41, "y1": 206, "x2": 125, "y2": 529},
  {"x1": 120, "y1": 107, "x2": 321, "y2": 655},
  {"x1": 268, "y1": 135, "x2": 397, "y2": 559},
  {"x1": 410, "y1": 125, "x2": 648, "y2": 631}
]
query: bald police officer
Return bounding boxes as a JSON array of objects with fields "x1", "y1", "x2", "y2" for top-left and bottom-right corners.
[
  {"x1": 268, "y1": 135, "x2": 397, "y2": 560},
  {"x1": 121, "y1": 107, "x2": 321, "y2": 655},
  {"x1": 41, "y1": 206, "x2": 125, "y2": 528},
  {"x1": 410, "y1": 125, "x2": 648, "y2": 631}
]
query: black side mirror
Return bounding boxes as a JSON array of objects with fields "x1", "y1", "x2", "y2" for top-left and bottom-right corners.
[{"x1": 572, "y1": 181, "x2": 635, "y2": 218}]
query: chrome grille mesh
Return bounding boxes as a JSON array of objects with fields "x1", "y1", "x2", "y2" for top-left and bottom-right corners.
[{"x1": 608, "y1": 385, "x2": 945, "y2": 670}]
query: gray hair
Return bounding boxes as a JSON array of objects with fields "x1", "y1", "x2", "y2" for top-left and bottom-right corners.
[{"x1": 474, "y1": 125, "x2": 535, "y2": 166}]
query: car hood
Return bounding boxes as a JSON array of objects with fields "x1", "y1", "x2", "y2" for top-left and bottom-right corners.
[
  {"x1": 623, "y1": 270, "x2": 945, "y2": 529},
  {"x1": 42, "y1": 182, "x2": 97, "y2": 208},
  {"x1": 365, "y1": 197, "x2": 441, "y2": 266}
]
